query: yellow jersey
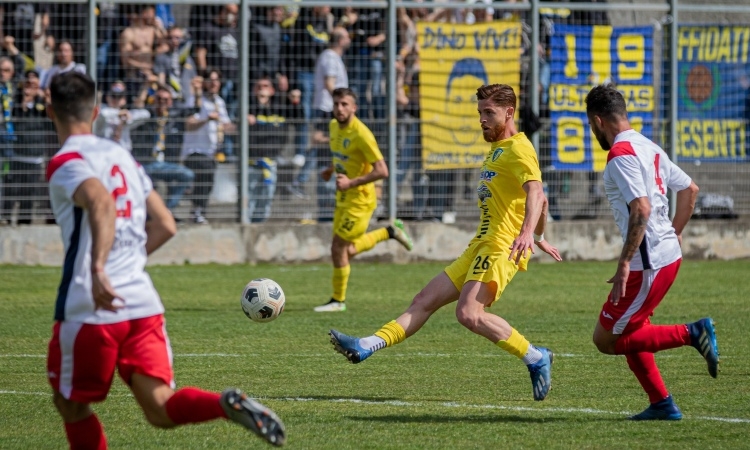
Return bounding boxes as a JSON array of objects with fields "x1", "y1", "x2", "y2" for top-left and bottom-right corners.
[
  {"x1": 472, "y1": 132, "x2": 542, "y2": 261},
  {"x1": 329, "y1": 116, "x2": 384, "y2": 209}
]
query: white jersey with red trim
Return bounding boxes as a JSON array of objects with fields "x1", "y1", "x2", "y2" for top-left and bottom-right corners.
[
  {"x1": 47, "y1": 134, "x2": 164, "y2": 324},
  {"x1": 603, "y1": 129, "x2": 692, "y2": 271}
]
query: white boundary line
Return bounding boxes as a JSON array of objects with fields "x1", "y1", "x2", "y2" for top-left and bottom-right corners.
[{"x1": 0, "y1": 390, "x2": 747, "y2": 423}]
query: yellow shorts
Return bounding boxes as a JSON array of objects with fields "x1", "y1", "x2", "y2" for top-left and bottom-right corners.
[
  {"x1": 333, "y1": 205, "x2": 375, "y2": 241},
  {"x1": 444, "y1": 240, "x2": 521, "y2": 305}
]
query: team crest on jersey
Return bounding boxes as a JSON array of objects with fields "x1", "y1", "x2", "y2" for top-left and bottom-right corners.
[
  {"x1": 343, "y1": 138, "x2": 351, "y2": 149},
  {"x1": 477, "y1": 183, "x2": 492, "y2": 203},
  {"x1": 492, "y1": 148, "x2": 504, "y2": 161}
]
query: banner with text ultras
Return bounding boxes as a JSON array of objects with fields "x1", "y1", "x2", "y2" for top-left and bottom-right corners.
[
  {"x1": 549, "y1": 25, "x2": 654, "y2": 171},
  {"x1": 418, "y1": 21, "x2": 521, "y2": 170},
  {"x1": 675, "y1": 25, "x2": 750, "y2": 162}
]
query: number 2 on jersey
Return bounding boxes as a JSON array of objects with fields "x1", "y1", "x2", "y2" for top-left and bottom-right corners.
[
  {"x1": 654, "y1": 154, "x2": 665, "y2": 194},
  {"x1": 110, "y1": 165, "x2": 132, "y2": 218}
]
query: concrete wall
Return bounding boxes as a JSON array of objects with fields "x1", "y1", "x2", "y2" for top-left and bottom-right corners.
[{"x1": 1, "y1": 219, "x2": 748, "y2": 266}]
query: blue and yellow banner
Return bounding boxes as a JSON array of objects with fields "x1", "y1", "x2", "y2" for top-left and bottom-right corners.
[
  {"x1": 674, "y1": 25, "x2": 749, "y2": 161},
  {"x1": 418, "y1": 21, "x2": 522, "y2": 170},
  {"x1": 550, "y1": 25, "x2": 655, "y2": 171}
]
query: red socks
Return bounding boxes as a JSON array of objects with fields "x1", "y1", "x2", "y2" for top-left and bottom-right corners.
[
  {"x1": 165, "y1": 387, "x2": 227, "y2": 425},
  {"x1": 64, "y1": 414, "x2": 106, "y2": 450},
  {"x1": 614, "y1": 324, "x2": 690, "y2": 354},
  {"x1": 627, "y1": 352, "x2": 669, "y2": 404}
]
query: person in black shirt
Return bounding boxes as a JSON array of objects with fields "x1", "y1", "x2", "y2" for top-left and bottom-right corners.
[
  {"x1": 348, "y1": 7, "x2": 386, "y2": 129},
  {"x1": 245, "y1": 77, "x2": 289, "y2": 222},
  {"x1": 131, "y1": 85, "x2": 195, "y2": 219},
  {"x1": 4, "y1": 70, "x2": 53, "y2": 224}
]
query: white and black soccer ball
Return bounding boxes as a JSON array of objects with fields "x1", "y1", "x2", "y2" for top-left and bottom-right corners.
[{"x1": 240, "y1": 278, "x2": 285, "y2": 323}]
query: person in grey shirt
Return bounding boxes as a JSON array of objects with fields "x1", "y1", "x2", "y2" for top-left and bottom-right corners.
[{"x1": 289, "y1": 26, "x2": 351, "y2": 199}]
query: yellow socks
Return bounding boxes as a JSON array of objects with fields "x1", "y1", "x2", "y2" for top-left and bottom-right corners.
[
  {"x1": 332, "y1": 265, "x2": 351, "y2": 302},
  {"x1": 374, "y1": 320, "x2": 407, "y2": 347},
  {"x1": 352, "y1": 228, "x2": 390, "y2": 254},
  {"x1": 496, "y1": 328, "x2": 531, "y2": 359}
]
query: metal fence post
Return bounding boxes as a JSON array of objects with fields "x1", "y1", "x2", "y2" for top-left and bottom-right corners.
[
  {"x1": 239, "y1": 0, "x2": 250, "y2": 224},
  {"x1": 530, "y1": 0, "x2": 540, "y2": 153},
  {"x1": 87, "y1": 0, "x2": 97, "y2": 81},
  {"x1": 669, "y1": 0, "x2": 678, "y2": 217},
  {"x1": 387, "y1": 0, "x2": 398, "y2": 221}
]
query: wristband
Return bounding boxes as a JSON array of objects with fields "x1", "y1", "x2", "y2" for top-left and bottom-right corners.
[{"x1": 533, "y1": 233, "x2": 544, "y2": 242}]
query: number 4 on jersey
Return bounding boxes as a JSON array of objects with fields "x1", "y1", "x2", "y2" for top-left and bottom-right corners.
[
  {"x1": 111, "y1": 165, "x2": 132, "y2": 218},
  {"x1": 654, "y1": 154, "x2": 665, "y2": 195}
]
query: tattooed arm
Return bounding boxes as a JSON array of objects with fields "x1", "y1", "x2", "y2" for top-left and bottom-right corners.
[{"x1": 608, "y1": 197, "x2": 651, "y2": 304}]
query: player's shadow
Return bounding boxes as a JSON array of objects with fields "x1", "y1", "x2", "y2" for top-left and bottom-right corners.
[{"x1": 348, "y1": 414, "x2": 570, "y2": 424}]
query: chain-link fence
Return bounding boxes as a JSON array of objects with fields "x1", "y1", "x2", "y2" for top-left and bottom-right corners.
[{"x1": 0, "y1": 1, "x2": 747, "y2": 225}]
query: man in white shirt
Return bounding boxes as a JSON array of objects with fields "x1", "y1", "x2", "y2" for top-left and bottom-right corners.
[
  {"x1": 45, "y1": 71, "x2": 285, "y2": 448},
  {"x1": 39, "y1": 40, "x2": 87, "y2": 91},
  {"x1": 585, "y1": 84, "x2": 719, "y2": 421},
  {"x1": 181, "y1": 68, "x2": 236, "y2": 223},
  {"x1": 93, "y1": 80, "x2": 150, "y2": 151}
]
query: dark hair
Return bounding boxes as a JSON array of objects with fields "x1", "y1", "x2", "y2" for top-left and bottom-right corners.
[
  {"x1": 50, "y1": 71, "x2": 97, "y2": 123},
  {"x1": 332, "y1": 87, "x2": 357, "y2": 104},
  {"x1": 476, "y1": 84, "x2": 516, "y2": 109},
  {"x1": 201, "y1": 67, "x2": 222, "y2": 81},
  {"x1": 585, "y1": 84, "x2": 627, "y2": 120},
  {"x1": 448, "y1": 58, "x2": 489, "y2": 93}
]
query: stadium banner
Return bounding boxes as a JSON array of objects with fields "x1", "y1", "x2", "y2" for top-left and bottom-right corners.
[
  {"x1": 672, "y1": 25, "x2": 749, "y2": 162},
  {"x1": 417, "y1": 21, "x2": 522, "y2": 170},
  {"x1": 549, "y1": 25, "x2": 654, "y2": 171}
]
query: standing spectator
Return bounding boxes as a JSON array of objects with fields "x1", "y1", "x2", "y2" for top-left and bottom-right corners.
[
  {"x1": 349, "y1": 6, "x2": 386, "y2": 128},
  {"x1": 245, "y1": 77, "x2": 287, "y2": 222},
  {"x1": 288, "y1": 7, "x2": 332, "y2": 169},
  {"x1": 181, "y1": 69, "x2": 236, "y2": 224},
  {"x1": 3, "y1": 69, "x2": 52, "y2": 224},
  {"x1": 132, "y1": 85, "x2": 195, "y2": 220},
  {"x1": 288, "y1": 26, "x2": 350, "y2": 201},
  {"x1": 0, "y1": 3, "x2": 50, "y2": 62},
  {"x1": 194, "y1": 5, "x2": 239, "y2": 159},
  {"x1": 250, "y1": 6, "x2": 289, "y2": 92},
  {"x1": 95, "y1": 2, "x2": 124, "y2": 86},
  {"x1": 395, "y1": 7, "x2": 426, "y2": 220},
  {"x1": 120, "y1": 4, "x2": 165, "y2": 102},
  {"x1": 47, "y1": 3, "x2": 87, "y2": 55},
  {"x1": 40, "y1": 41, "x2": 86, "y2": 91},
  {"x1": 94, "y1": 80, "x2": 150, "y2": 152},
  {"x1": 0, "y1": 36, "x2": 28, "y2": 82},
  {"x1": 0, "y1": 56, "x2": 18, "y2": 161},
  {"x1": 153, "y1": 26, "x2": 198, "y2": 108}
]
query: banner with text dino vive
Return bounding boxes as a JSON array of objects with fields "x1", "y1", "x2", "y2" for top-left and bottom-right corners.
[{"x1": 418, "y1": 21, "x2": 522, "y2": 170}]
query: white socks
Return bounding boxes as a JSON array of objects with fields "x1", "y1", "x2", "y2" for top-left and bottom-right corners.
[
  {"x1": 522, "y1": 345, "x2": 543, "y2": 365},
  {"x1": 359, "y1": 336, "x2": 386, "y2": 352}
]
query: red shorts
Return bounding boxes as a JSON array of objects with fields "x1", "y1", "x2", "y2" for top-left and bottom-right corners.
[
  {"x1": 47, "y1": 314, "x2": 174, "y2": 403},
  {"x1": 599, "y1": 259, "x2": 681, "y2": 335}
]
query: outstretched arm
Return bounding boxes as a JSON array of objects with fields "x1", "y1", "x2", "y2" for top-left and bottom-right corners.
[{"x1": 533, "y1": 194, "x2": 562, "y2": 262}]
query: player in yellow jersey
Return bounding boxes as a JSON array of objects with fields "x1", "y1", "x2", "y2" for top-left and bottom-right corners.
[
  {"x1": 314, "y1": 88, "x2": 414, "y2": 312},
  {"x1": 329, "y1": 84, "x2": 563, "y2": 400}
]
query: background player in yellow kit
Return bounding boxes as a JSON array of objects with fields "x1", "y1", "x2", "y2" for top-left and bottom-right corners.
[
  {"x1": 314, "y1": 88, "x2": 413, "y2": 312},
  {"x1": 329, "y1": 84, "x2": 563, "y2": 401}
]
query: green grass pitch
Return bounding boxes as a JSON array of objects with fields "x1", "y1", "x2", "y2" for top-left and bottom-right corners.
[{"x1": 1, "y1": 260, "x2": 748, "y2": 449}]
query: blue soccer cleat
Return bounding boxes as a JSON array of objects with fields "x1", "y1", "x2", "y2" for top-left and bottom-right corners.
[
  {"x1": 527, "y1": 347, "x2": 554, "y2": 401},
  {"x1": 329, "y1": 329, "x2": 372, "y2": 364},
  {"x1": 688, "y1": 317, "x2": 720, "y2": 378},
  {"x1": 629, "y1": 395, "x2": 683, "y2": 421}
]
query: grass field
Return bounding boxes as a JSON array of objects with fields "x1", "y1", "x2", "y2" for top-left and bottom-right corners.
[{"x1": 1, "y1": 260, "x2": 749, "y2": 449}]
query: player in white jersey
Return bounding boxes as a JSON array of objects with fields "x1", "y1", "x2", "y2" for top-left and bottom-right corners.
[
  {"x1": 584, "y1": 84, "x2": 719, "y2": 421},
  {"x1": 45, "y1": 72, "x2": 285, "y2": 448}
]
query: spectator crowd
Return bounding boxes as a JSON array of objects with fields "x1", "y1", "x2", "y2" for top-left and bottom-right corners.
[{"x1": 0, "y1": 1, "x2": 605, "y2": 225}]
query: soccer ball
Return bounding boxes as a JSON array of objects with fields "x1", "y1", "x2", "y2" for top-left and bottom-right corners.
[{"x1": 240, "y1": 278, "x2": 285, "y2": 323}]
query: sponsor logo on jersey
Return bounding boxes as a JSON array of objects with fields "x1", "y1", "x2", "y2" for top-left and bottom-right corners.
[
  {"x1": 602, "y1": 311, "x2": 613, "y2": 320},
  {"x1": 332, "y1": 151, "x2": 349, "y2": 161},
  {"x1": 479, "y1": 170, "x2": 497, "y2": 182},
  {"x1": 477, "y1": 183, "x2": 492, "y2": 203}
]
